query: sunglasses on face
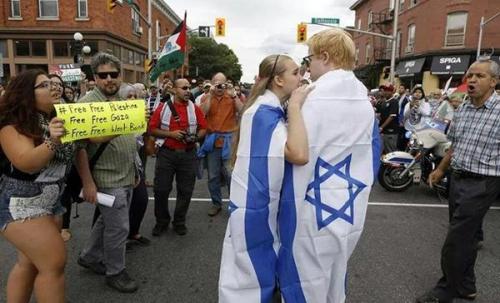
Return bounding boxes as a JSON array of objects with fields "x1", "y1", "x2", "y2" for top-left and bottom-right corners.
[
  {"x1": 96, "y1": 71, "x2": 120, "y2": 80},
  {"x1": 301, "y1": 54, "x2": 314, "y2": 67}
]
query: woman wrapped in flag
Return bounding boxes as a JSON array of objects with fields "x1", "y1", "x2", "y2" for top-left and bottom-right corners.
[{"x1": 219, "y1": 54, "x2": 314, "y2": 303}]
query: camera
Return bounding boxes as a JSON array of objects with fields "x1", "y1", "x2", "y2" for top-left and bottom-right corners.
[
  {"x1": 182, "y1": 131, "x2": 197, "y2": 143},
  {"x1": 215, "y1": 83, "x2": 226, "y2": 90}
]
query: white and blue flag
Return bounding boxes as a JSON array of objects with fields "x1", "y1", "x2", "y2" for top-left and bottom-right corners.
[
  {"x1": 277, "y1": 70, "x2": 381, "y2": 303},
  {"x1": 219, "y1": 70, "x2": 380, "y2": 303},
  {"x1": 219, "y1": 90, "x2": 287, "y2": 303}
]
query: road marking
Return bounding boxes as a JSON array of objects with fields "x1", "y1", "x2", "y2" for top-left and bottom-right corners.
[{"x1": 148, "y1": 198, "x2": 500, "y2": 210}]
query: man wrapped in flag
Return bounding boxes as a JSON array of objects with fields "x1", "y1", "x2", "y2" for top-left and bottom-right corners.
[{"x1": 277, "y1": 28, "x2": 381, "y2": 303}]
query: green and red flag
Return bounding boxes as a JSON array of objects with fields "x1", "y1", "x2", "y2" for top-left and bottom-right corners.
[{"x1": 149, "y1": 12, "x2": 187, "y2": 82}]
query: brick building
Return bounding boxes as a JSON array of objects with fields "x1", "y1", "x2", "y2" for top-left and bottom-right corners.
[
  {"x1": 0, "y1": 0, "x2": 183, "y2": 84},
  {"x1": 350, "y1": 0, "x2": 500, "y2": 92}
]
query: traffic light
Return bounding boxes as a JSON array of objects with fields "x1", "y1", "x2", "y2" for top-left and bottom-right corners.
[
  {"x1": 215, "y1": 18, "x2": 226, "y2": 37},
  {"x1": 107, "y1": 0, "x2": 117, "y2": 12},
  {"x1": 297, "y1": 23, "x2": 307, "y2": 43}
]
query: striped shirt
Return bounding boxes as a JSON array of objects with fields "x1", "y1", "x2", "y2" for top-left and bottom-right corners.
[
  {"x1": 447, "y1": 92, "x2": 500, "y2": 176},
  {"x1": 79, "y1": 88, "x2": 137, "y2": 188}
]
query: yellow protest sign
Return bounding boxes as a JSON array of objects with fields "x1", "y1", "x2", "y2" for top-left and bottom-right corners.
[{"x1": 54, "y1": 100, "x2": 146, "y2": 143}]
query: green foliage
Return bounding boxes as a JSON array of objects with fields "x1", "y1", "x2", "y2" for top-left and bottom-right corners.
[{"x1": 188, "y1": 35, "x2": 242, "y2": 82}]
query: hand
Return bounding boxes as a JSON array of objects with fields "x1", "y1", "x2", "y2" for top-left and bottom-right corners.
[
  {"x1": 410, "y1": 100, "x2": 419, "y2": 108},
  {"x1": 48, "y1": 117, "x2": 65, "y2": 144},
  {"x1": 134, "y1": 176, "x2": 141, "y2": 188},
  {"x1": 428, "y1": 168, "x2": 445, "y2": 188},
  {"x1": 82, "y1": 181, "x2": 98, "y2": 204},
  {"x1": 170, "y1": 130, "x2": 186, "y2": 141},
  {"x1": 144, "y1": 108, "x2": 150, "y2": 122},
  {"x1": 288, "y1": 85, "x2": 315, "y2": 109}
]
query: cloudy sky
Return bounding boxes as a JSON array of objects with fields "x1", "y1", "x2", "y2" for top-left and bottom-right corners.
[{"x1": 164, "y1": 0, "x2": 356, "y2": 82}]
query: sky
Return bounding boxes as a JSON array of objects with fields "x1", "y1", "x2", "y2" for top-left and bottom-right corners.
[{"x1": 164, "y1": 0, "x2": 356, "y2": 83}]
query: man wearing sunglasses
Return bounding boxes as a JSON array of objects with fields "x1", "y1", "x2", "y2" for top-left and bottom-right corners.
[
  {"x1": 148, "y1": 78, "x2": 207, "y2": 236},
  {"x1": 76, "y1": 52, "x2": 146, "y2": 293},
  {"x1": 199, "y1": 72, "x2": 244, "y2": 216}
]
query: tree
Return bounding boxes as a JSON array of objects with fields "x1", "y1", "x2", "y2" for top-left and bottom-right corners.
[{"x1": 188, "y1": 35, "x2": 242, "y2": 82}]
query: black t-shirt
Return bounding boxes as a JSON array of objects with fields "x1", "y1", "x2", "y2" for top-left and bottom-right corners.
[{"x1": 376, "y1": 97, "x2": 399, "y2": 134}]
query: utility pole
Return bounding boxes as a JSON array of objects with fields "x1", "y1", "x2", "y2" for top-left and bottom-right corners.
[
  {"x1": 389, "y1": 0, "x2": 399, "y2": 84},
  {"x1": 477, "y1": 11, "x2": 500, "y2": 59}
]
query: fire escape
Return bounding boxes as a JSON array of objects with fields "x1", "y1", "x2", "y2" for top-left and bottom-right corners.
[{"x1": 370, "y1": 7, "x2": 394, "y2": 63}]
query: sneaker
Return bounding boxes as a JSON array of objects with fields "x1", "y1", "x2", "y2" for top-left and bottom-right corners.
[
  {"x1": 77, "y1": 257, "x2": 106, "y2": 275},
  {"x1": 105, "y1": 270, "x2": 138, "y2": 293},
  {"x1": 207, "y1": 204, "x2": 222, "y2": 217},
  {"x1": 128, "y1": 235, "x2": 151, "y2": 246},
  {"x1": 173, "y1": 225, "x2": 187, "y2": 236},
  {"x1": 152, "y1": 223, "x2": 168, "y2": 237}
]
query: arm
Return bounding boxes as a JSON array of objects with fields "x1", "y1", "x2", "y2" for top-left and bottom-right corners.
[
  {"x1": 0, "y1": 126, "x2": 56, "y2": 174},
  {"x1": 200, "y1": 94, "x2": 212, "y2": 115},
  {"x1": 379, "y1": 116, "x2": 395, "y2": 131},
  {"x1": 75, "y1": 148, "x2": 97, "y2": 204},
  {"x1": 233, "y1": 96, "x2": 244, "y2": 113},
  {"x1": 284, "y1": 85, "x2": 315, "y2": 165},
  {"x1": 284, "y1": 103, "x2": 309, "y2": 165}
]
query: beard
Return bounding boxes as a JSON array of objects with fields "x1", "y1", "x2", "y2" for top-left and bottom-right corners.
[{"x1": 101, "y1": 83, "x2": 119, "y2": 97}]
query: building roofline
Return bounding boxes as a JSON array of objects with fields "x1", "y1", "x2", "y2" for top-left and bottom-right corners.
[
  {"x1": 154, "y1": 0, "x2": 182, "y2": 25},
  {"x1": 349, "y1": 0, "x2": 367, "y2": 10}
]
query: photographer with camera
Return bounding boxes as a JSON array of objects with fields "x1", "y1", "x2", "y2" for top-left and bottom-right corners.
[
  {"x1": 199, "y1": 73, "x2": 244, "y2": 216},
  {"x1": 148, "y1": 78, "x2": 207, "y2": 236}
]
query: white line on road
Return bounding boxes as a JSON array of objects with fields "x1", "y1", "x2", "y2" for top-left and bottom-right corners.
[{"x1": 148, "y1": 198, "x2": 500, "y2": 210}]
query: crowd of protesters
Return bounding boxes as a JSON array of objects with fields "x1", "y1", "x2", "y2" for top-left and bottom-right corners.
[{"x1": 0, "y1": 38, "x2": 498, "y2": 303}]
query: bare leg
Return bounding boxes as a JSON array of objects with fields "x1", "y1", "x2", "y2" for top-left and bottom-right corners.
[
  {"x1": 2, "y1": 216, "x2": 66, "y2": 303},
  {"x1": 5, "y1": 251, "x2": 37, "y2": 303}
]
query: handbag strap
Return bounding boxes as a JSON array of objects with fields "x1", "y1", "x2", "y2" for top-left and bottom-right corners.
[{"x1": 89, "y1": 142, "x2": 110, "y2": 170}]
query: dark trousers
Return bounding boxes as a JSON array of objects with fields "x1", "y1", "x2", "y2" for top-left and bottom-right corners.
[
  {"x1": 128, "y1": 178, "x2": 148, "y2": 237},
  {"x1": 154, "y1": 147, "x2": 197, "y2": 227},
  {"x1": 434, "y1": 173, "x2": 500, "y2": 299},
  {"x1": 92, "y1": 178, "x2": 149, "y2": 238},
  {"x1": 397, "y1": 126, "x2": 409, "y2": 151},
  {"x1": 61, "y1": 186, "x2": 73, "y2": 229}
]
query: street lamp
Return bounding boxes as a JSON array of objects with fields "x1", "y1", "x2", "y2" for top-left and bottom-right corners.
[
  {"x1": 72, "y1": 32, "x2": 91, "y2": 64},
  {"x1": 476, "y1": 12, "x2": 500, "y2": 60}
]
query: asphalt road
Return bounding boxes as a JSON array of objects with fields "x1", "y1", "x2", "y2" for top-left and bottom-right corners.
[{"x1": 1, "y1": 160, "x2": 499, "y2": 303}]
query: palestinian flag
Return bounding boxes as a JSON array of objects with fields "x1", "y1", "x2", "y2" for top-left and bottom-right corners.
[{"x1": 150, "y1": 12, "x2": 187, "y2": 82}]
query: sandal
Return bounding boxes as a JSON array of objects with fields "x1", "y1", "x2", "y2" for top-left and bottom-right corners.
[{"x1": 61, "y1": 229, "x2": 72, "y2": 242}]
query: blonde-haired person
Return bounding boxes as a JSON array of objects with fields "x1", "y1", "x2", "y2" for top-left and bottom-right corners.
[
  {"x1": 219, "y1": 54, "x2": 314, "y2": 303},
  {"x1": 277, "y1": 28, "x2": 381, "y2": 303}
]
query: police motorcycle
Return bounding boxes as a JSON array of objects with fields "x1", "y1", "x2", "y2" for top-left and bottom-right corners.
[{"x1": 378, "y1": 115, "x2": 451, "y2": 196}]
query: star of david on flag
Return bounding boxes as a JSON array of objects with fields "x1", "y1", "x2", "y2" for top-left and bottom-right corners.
[{"x1": 305, "y1": 154, "x2": 367, "y2": 229}]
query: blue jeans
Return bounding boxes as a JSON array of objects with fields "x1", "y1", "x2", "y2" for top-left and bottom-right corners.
[{"x1": 206, "y1": 148, "x2": 231, "y2": 206}]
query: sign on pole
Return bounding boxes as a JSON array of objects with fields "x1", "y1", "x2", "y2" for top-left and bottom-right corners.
[
  {"x1": 49, "y1": 64, "x2": 83, "y2": 82},
  {"x1": 311, "y1": 18, "x2": 340, "y2": 25}
]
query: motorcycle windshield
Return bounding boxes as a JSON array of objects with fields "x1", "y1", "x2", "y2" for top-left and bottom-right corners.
[{"x1": 404, "y1": 116, "x2": 449, "y2": 134}]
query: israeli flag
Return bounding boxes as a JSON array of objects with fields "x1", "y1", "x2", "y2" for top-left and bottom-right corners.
[
  {"x1": 277, "y1": 70, "x2": 381, "y2": 303},
  {"x1": 219, "y1": 90, "x2": 287, "y2": 303}
]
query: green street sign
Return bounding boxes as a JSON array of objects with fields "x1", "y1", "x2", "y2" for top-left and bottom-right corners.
[{"x1": 311, "y1": 18, "x2": 340, "y2": 25}]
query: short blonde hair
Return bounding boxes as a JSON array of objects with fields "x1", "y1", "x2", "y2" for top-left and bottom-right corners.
[{"x1": 306, "y1": 28, "x2": 356, "y2": 70}]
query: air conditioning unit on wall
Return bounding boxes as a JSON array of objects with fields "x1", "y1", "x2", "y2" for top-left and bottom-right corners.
[{"x1": 405, "y1": 45, "x2": 414, "y2": 53}]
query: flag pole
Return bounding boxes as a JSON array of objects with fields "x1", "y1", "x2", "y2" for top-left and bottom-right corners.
[{"x1": 181, "y1": 11, "x2": 187, "y2": 78}]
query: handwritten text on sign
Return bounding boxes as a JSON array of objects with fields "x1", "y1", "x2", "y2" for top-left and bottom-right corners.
[{"x1": 54, "y1": 100, "x2": 146, "y2": 143}]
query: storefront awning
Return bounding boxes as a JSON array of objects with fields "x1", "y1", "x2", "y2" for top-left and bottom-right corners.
[
  {"x1": 395, "y1": 58, "x2": 425, "y2": 77},
  {"x1": 430, "y1": 55, "x2": 470, "y2": 75}
]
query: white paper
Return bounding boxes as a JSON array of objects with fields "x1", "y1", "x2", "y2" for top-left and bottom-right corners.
[{"x1": 79, "y1": 190, "x2": 115, "y2": 207}]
